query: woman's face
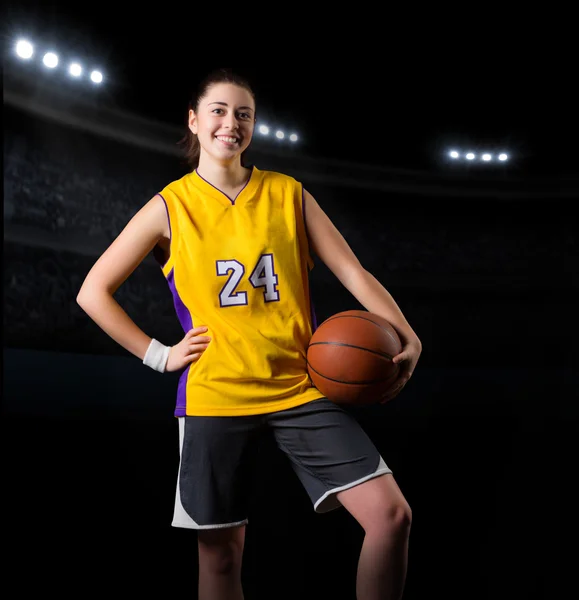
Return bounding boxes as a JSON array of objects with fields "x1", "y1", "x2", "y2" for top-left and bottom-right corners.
[{"x1": 189, "y1": 82, "x2": 256, "y2": 164}]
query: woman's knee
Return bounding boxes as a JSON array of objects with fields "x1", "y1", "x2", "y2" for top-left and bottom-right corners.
[
  {"x1": 198, "y1": 525, "x2": 246, "y2": 575},
  {"x1": 365, "y1": 501, "x2": 411, "y2": 539},
  {"x1": 385, "y1": 501, "x2": 412, "y2": 532},
  {"x1": 339, "y1": 474, "x2": 412, "y2": 534}
]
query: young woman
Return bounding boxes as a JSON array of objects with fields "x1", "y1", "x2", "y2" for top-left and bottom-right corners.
[{"x1": 77, "y1": 68, "x2": 422, "y2": 600}]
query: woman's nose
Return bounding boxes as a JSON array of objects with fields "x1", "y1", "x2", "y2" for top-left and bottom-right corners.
[{"x1": 223, "y1": 112, "x2": 238, "y2": 129}]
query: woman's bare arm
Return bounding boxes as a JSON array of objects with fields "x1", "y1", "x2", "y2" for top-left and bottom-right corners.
[{"x1": 76, "y1": 195, "x2": 169, "y2": 360}]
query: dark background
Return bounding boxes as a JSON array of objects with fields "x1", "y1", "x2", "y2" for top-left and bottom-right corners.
[{"x1": 3, "y1": 6, "x2": 578, "y2": 599}]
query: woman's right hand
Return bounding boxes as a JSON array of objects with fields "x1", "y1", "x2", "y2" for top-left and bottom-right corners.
[{"x1": 166, "y1": 326, "x2": 211, "y2": 372}]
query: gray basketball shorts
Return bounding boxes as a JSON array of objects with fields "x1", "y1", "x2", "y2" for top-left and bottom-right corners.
[{"x1": 172, "y1": 397, "x2": 392, "y2": 530}]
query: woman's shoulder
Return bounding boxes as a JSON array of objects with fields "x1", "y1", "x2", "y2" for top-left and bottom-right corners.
[{"x1": 254, "y1": 166, "x2": 300, "y2": 187}]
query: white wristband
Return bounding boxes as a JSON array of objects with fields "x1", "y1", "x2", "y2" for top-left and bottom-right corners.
[{"x1": 143, "y1": 339, "x2": 171, "y2": 373}]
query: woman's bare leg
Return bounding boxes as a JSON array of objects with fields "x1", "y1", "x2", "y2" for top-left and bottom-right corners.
[
  {"x1": 197, "y1": 525, "x2": 246, "y2": 600},
  {"x1": 338, "y1": 474, "x2": 412, "y2": 600}
]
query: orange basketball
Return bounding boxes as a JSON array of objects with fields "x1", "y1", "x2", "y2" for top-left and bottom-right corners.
[{"x1": 306, "y1": 310, "x2": 402, "y2": 406}]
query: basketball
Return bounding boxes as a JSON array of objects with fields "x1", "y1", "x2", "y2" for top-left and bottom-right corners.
[{"x1": 306, "y1": 310, "x2": 402, "y2": 406}]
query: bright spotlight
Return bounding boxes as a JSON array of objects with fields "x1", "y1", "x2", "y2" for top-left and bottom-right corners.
[
  {"x1": 498, "y1": 153, "x2": 508, "y2": 161},
  {"x1": 482, "y1": 153, "x2": 492, "y2": 161},
  {"x1": 69, "y1": 63, "x2": 82, "y2": 77},
  {"x1": 289, "y1": 133, "x2": 298, "y2": 142},
  {"x1": 449, "y1": 150, "x2": 459, "y2": 159},
  {"x1": 90, "y1": 70, "x2": 103, "y2": 84},
  {"x1": 275, "y1": 130, "x2": 285, "y2": 139},
  {"x1": 258, "y1": 125, "x2": 269, "y2": 135},
  {"x1": 43, "y1": 52, "x2": 58, "y2": 68},
  {"x1": 466, "y1": 153, "x2": 475, "y2": 160},
  {"x1": 15, "y1": 39, "x2": 34, "y2": 59}
]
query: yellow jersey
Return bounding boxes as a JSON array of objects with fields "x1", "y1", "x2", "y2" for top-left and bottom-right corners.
[{"x1": 157, "y1": 166, "x2": 324, "y2": 416}]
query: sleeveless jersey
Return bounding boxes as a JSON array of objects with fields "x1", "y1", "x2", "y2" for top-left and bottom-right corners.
[{"x1": 157, "y1": 166, "x2": 324, "y2": 416}]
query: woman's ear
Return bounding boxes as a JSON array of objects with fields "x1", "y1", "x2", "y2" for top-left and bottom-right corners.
[{"x1": 188, "y1": 109, "x2": 198, "y2": 135}]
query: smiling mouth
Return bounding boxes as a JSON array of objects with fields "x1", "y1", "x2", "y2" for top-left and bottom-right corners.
[{"x1": 215, "y1": 135, "x2": 240, "y2": 145}]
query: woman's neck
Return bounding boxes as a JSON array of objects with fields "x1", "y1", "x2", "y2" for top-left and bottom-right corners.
[{"x1": 196, "y1": 157, "x2": 251, "y2": 191}]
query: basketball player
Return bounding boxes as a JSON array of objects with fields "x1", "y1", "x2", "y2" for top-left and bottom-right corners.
[{"x1": 77, "y1": 68, "x2": 422, "y2": 600}]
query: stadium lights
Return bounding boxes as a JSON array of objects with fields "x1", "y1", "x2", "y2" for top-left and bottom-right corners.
[
  {"x1": 43, "y1": 52, "x2": 58, "y2": 68},
  {"x1": 447, "y1": 148, "x2": 510, "y2": 164},
  {"x1": 69, "y1": 63, "x2": 82, "y2": 77},
  {"x1": 256, "y1": 123, "x2": 300, "y2": 144},
  {"x1": 13, "y1": 38, "x2": 104, "y2": 85},
  {"x1": 15, "y1": 39, "x2": 34, "y2": 59},
  {"x1": 90, "y1": 70, "x2": 103, "y2": 84}
]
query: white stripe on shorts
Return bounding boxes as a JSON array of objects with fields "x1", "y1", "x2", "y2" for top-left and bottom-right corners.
[
  {"x1": 171, "y1": 417, "x2": 249, "y2": 530},
  {"x1": 313, "y1": 455, "x2": 393, "y2": 513}
]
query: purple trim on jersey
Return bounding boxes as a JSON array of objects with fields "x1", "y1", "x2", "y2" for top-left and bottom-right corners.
[
  {"x1": 175, "y1": 366, "x2": 190, "y2": 417},
  {"x1": 302, "y1": 188, "x2": 319, "y2": 332},
  {"x1": 310, "y1": 297, "x2": 319, "y2": 333},
  {"x1": 157, "y1": 193, "x2": 172, "y2": 241},
  {"x1": 157, "y1": 193, "x2": 172, "y2": 269},
  {"x1": 166, "y1": 267, "x2": 194, "y2": 416},
  {"x1": 167, "y1": 268, "x2": 193, "y2": 332},
  {"x1": 195, "y1": 166, "x2": 254, "y2": 205},
  {"x1": 302, "y1": 187, "x2": 312, "y2": 263}
]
